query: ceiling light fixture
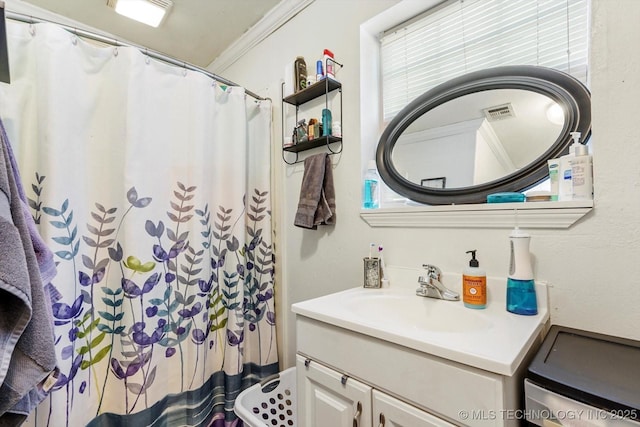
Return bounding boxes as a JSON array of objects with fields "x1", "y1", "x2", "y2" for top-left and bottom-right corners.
[{"x1": 107, "y1": 0, "x2": 173, "y2": 28}]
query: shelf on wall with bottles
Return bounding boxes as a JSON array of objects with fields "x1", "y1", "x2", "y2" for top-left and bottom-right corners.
[
  {"x1": 283, "y1": 135, "x2": 342, "y2": 153},
  {"x1": 283, "y1": 78, "x2": 342, "y2": 106},
  {"x1": 281, "y1": 60, "x2": 343, "y2": 165}
]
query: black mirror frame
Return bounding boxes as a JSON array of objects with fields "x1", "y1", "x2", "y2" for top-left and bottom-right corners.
[{"x1": 376, "y1": 65, "x2": 591, "y2": 205}]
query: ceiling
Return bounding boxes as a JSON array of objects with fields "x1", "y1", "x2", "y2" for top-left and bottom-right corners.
[
  {"x1": 400, "y1": 89, "x2": 562, "y2": 176},
  {"x1": 12, "y1": 0, "x2": 283, "y2": 67}
]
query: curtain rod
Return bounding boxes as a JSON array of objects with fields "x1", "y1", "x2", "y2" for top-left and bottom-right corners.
[{"x1": 5, "y1": 10, "x2": 267, "y2": 101}]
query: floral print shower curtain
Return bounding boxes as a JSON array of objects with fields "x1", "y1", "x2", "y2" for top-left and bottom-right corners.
[{"x1": 0, "y1": 21, "x2": 277, "y2": 427}]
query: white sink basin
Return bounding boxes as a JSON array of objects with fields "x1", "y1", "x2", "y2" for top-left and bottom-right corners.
[
  {"x1": 344, "y1": 291, "x2": 492, "y2": 333},
  {"x1": 291, "y1": 267, "x2": 549, "y2": 376}
]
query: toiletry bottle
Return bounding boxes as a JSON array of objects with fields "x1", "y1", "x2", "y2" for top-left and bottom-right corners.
[
  {"x1": 506, "y1": 227, "x2": 538, "y2": 315},
  {"x1": 323, "y1": 49, "x2": 335, "y2": 79},
  {"x1": 322, "y1": 109, "x2": 332, "y2": 137},
  {"x1": 547, "y1": 158, "x2": 560, "y2": 201},
  {"x1": 294, "y1": 56, "x2": 307, "y2": 92},
  {"x1": 316, "y1": 60, "x2": 324, "y2": 81},
  {"x1": 363, "y1": 160, "x2": 380, "y2": 209},
  {"x1": 332, "y1": 121, "x2": 342, "y2": 137},
  {"x1": 570, "y1": 142, "x2": 593, "y2": 200},
  {"x1": 463, "y1": 250, "x2": 486, "y2": 309},
  {"x1": 558, "y1": 131, "x2": 580, "y2": 201}
]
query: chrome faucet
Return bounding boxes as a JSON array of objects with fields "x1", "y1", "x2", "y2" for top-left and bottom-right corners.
[{"x1": 416, "y1": 264, "x2": 460, "y2": 301}]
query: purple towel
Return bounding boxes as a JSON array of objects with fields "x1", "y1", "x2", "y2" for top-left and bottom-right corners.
[
  {"x1": 0, "y1": 119, "x2": 58, "y2": 422},
  {"x1": 0, "y1": 121, "x2": 58, "y2": 299}
]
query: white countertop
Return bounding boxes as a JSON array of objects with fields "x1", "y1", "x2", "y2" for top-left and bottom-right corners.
[{"x1": 291, "y1": 266, "x2": 549, "y2": 376}]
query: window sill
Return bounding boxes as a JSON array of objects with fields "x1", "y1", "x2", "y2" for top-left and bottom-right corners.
[{"x1": 359, "y1": 200, "x2": 593, "y2": 229}]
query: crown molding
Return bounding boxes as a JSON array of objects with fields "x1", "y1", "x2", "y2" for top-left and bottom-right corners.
[
  {"x1": 208, "y1": 0, "x2": 314, "y2": 74},
  {"x1": 477, "y1": 119, "x2": 516, "y2": 172},
  {"x1": 397, "y1": 118, "x2": 484, "y2": 145}
]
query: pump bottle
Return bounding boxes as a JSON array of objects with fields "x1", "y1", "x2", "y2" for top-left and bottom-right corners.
[
  {"x1": 570, "y1": 142, "x2": 593, "y2": 200},
  {"x1": 463, "y1": 250, "x2": 486, "y2": 309},
  {"x1": 506, "y1": 227, "x2": 538, "y2": 315}
]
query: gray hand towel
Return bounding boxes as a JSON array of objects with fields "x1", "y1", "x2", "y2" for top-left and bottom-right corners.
[
  {"x1": 0, "y1": 128, "x2": 57, "y2": 421},
  {"x1": 294, "y1": 153, "x2": 336, "y2": 229}
]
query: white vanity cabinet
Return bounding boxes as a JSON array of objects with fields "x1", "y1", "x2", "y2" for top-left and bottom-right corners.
[
  {"x1": 296, "y1": 354, "x2": 453, "y2": 427},
  {"x1": 373, "y1": 390, "x2": 456, "y2": 427},
  {"x1": 294, "y1": 313, "x2": 544, "y2": 427},
  {"x1": 296, "y1": 355, "x2": 372, "y2": 427},
  {"x1": 292, "y1": 275, "x2": 549, "y2": 427}
]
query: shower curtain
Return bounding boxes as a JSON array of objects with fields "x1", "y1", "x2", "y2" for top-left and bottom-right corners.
[{"x1": 0, "y1": 21, "x2": 277, "y2": 426}]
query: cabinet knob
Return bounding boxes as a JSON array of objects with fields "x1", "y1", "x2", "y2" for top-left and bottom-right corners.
[
  {"x1": 341, "y1": 374, "x2": 349, "y2": 385},
  {"x1": 304, "y1": 358, "x2": 311, "y2": 368},
  {"x1": 378, "y1": 413, "x2": 386, "y2": 427}
]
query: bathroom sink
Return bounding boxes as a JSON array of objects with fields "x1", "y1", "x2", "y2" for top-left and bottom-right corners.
[
  {"x1": 291, "y1": 267, "x2": 549, "y2": 376},
  {"x1": 343, "y1": 291, "x2": 492, "y2": 333}
]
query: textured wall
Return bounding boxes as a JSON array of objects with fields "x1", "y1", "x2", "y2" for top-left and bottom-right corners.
[{"x1": 222, "y1": 0, "x2": 640, "y2": 367}]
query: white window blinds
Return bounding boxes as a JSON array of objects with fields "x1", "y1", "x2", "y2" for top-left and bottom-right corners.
[{"x1": 380, "y1": 0, "x2": 590, "y2": 121}]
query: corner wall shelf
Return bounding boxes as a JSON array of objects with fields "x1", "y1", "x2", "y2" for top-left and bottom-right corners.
[
  {"x1": 359, "y1": 200, "x2": 594, "y2": 229},
  {"x1": 283, "y1": 135, "x2": 342, "y2": 153},
  {"x1": 281, "y1": 60, "x2": 343, "y2": 165},
  {"x1": 283, "y1": 78, "x2": 342, "y2": 105}
]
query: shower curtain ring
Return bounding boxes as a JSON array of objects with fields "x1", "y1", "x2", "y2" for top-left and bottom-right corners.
[
  {"x1": 182, "y1": 63, "x2": 187, "y2": 77},
  {"x1": 145, "y1": 49, "x2": 150, "y2": 64},
  {"x1": 28, "y1": 19, "x2": 36, "y2": 36},
  {"x1": 71, "y1": 28, "x2": 78, "y2": 45}
]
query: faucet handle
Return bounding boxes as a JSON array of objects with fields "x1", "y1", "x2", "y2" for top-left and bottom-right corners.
[{"x1": 421, "y1": 264, "x2": 441, "y2": 279}]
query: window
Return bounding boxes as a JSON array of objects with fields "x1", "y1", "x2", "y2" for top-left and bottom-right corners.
[{"x1": 380, "y1": 0, "x2": 590, "y2": 122}]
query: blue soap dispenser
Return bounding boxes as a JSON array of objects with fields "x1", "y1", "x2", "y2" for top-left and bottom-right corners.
[{"x1": 506, "y1": 227, "x2": 538, "y2": 315}]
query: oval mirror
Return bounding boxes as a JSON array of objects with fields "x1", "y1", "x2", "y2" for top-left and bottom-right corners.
[{"x1": 376, "y1": 65, "x2": 591, "y2": 205}]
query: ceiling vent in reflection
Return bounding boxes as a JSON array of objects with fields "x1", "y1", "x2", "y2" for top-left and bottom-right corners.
[{"x1": 483, "y1": 103, "x2": 516, "y2": 121}]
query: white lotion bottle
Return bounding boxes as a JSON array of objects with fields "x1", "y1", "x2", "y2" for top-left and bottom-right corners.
[
  {"x1": 571, "y1": 143, "x2": 593, "y2": 200},
  {"x1": 558, "y1": 131, "x2": 581, "y2": 201}
]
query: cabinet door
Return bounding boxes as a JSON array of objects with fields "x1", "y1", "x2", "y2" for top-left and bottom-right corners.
[
  {"x1": 296, "y1": 355, "x2": 372, "y2": 427},
  {"x1": 373, "y1": 390, "x2": 456, "y2": 427}
]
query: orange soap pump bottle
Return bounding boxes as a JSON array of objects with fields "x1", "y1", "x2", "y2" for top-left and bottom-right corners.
[{"x1": 463, "y1": 250, "x2": 486, "y2": 309}]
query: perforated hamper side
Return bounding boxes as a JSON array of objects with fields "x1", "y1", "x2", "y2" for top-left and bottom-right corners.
[{"x1": 234, "y1": 367, "x2": 297, "y2": 427}]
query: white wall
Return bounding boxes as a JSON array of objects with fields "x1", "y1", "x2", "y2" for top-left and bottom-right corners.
[
  {"x1": 5, "y1": 0, "x2": 638, "y2": 370},
  {"x1": 394, "y1": 125, "x2": 477, "y2": 187},
  {"x1": 222, "y1": 0, "x2": 640, "y2": 369}
]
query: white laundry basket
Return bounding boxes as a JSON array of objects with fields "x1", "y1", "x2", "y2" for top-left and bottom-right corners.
[{"x1": 234, "y1": 367, "x2": 297, "y2": 427}]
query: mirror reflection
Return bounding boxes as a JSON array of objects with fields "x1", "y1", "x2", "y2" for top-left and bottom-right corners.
[
  {"x1": 391, "y1": 89, "x2": 564, "y2": 189},
  {"x1": 376, "y1": 65, "x2": 591, "y2": 205}
]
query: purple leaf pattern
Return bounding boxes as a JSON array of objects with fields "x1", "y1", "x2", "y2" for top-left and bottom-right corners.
[{"x1": 30, "y1": 178, "x2": 276, "y2": 426}]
